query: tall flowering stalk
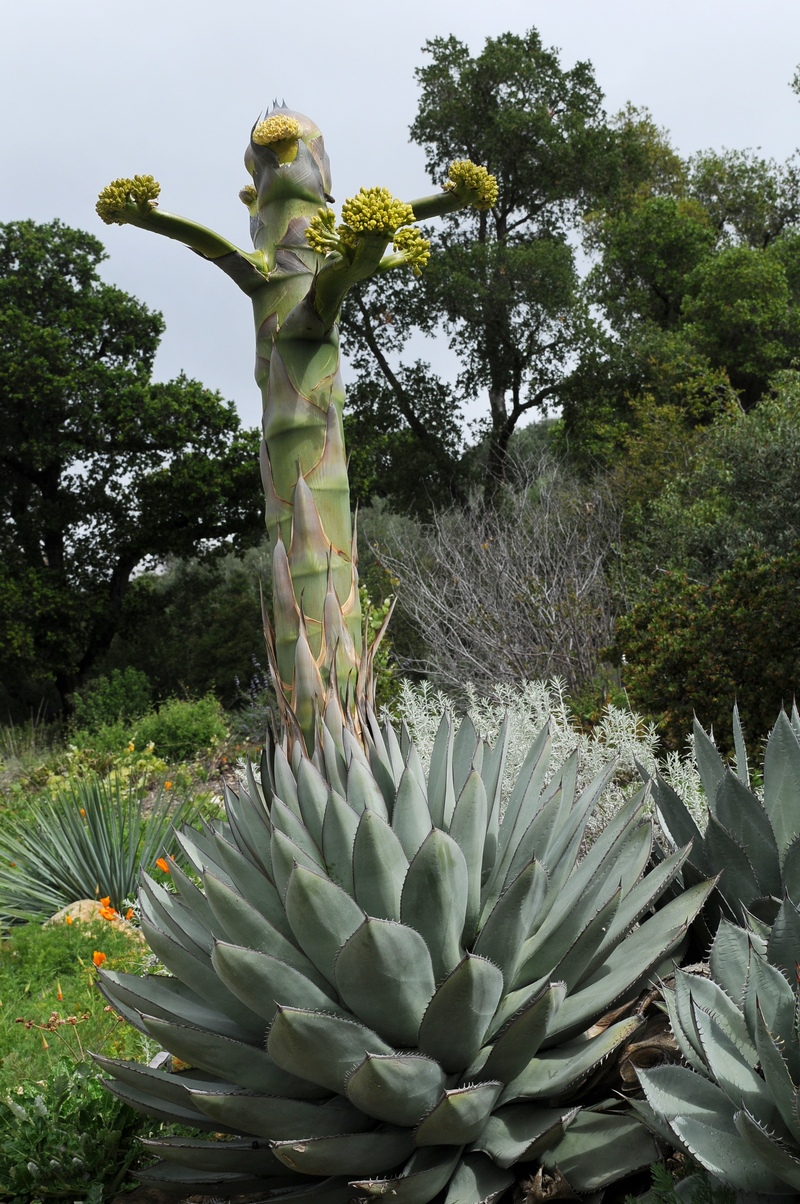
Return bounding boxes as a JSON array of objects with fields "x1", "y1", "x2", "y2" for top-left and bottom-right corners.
[{"x1": 97, "y1": 109, "x2": 496, "y2": 749}]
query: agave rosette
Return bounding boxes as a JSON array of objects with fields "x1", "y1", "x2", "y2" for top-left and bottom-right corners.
[{"x1": 96, "y1": 710, "x2": 712, "y2": 1197}]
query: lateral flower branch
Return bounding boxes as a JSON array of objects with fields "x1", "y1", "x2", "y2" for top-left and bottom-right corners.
[{"x1": 97, "y1": 109, "x2": 496, "y2": 749}]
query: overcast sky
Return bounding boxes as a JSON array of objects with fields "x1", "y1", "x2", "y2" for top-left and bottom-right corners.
[{"x1": 2, "y1": 0, "x2": 799, "y2": 431}]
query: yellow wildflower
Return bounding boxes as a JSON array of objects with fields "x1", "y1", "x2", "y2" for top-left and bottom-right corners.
[{"x1": 445, "y1": 160, "x2": 498, "y2": 210}]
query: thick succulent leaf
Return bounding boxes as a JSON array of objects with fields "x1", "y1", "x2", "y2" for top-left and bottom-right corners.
[
  {"x1": 500, "y1": 1015, "x2": 644, "y2": 1104},
  {"x1": 346, "y1": 1053, "x2": 446, "y2": 1126},
  {"x1": 271, "y1": 797, "x2": 324, "y2": 868},
  {"x1": 575, "y1": 844, "x2": 693, "y2": 985},
  {"x1": 391, "y1": 767, "x2": 433, "y2": 861},
  {"x1": 744, "y1": 947, "x2": 796, "y2": 1056},
  {"x1": 702, "y1": 815, "x2": 762, "y2": 916},
  {"x1": 212, "y1": 833, "x2": 293, "y2": 937},
  {"x1": 271, "y1": 1128, "x2": 414, "y2": 1176},
  {"x1": 764, "y1": 711, "x2": 800, "y2": 860},
  {"x1": 138, "y1": 912, "x2": 264, "y2": 1033},
  {"x1": 400, "y1": 722, "x2": 428, "y2": 793},
  {"x1": 188, "y1": 1089, "x2": 372, "y2": 1139},
  {"x1": 174, "y1": 825, "x2": 233, "y2": 883},
  {"x1": 692, "y1": 1006, "x2": 776, "y2": 1126},
  {"x1": 401, "y1": 829, "x2": 468, "y2": 983},
  {"x1": 100, "y1": 1073, "x2": 232, "y2": 1131},
  {"x1": 782, "y1": 835, "x2": 800, "y2": 905},
  {"x1": 418, "y1": 955, "x2": 504, "y2": 1074},
  {"x1": 672, "y1": 974, "x2": 708, "y2": 1069},
  {"x1": 452, "y1": 715, "x2": 481, "y2": 797},
  {"x1": 478, "y1": 981, "x2": 567, "y2": 1083},
  {"x1": 545, "y1": 878, "x2": 715, "y2": 1042},
  {"x1": 93, "y1": 1053, "x2": 226, "y2": 1111},
  {"x1": 709, "y1": 919, "x2": 751, "y2": 1007},
  {"x1": 714, "y1": 771, "x2": 781, "y2": 899},
  {"x1": 449, "y1": 770, "x2": 488, "y2": 942},
  {"x1": 140, "y1": 1012, "x2": 309, "y2": 1095},
  {"x1": 538, "y1": 1108, "x2": 660, "y2": 1192},
  {"x1": 268, "y1": 1007, "x2": 393, "y2": 1095},
  {"x1": 97, "y1": 969, "x2": 253, "y2": 1043},
  {"x1": 140, "y1": 872, "x2": 214, "y2": 958},
  {"x1": 473, "y1": 860, "x2": 549, "y2": 989},
  {"x1": 638, "y1": 1062, "x2": 736, "y2": 1126},
  {"x1": 427, "y1": 711, "x2": 456, "y2": 830},
  {"x1": 734, "y1": 1108, "x2": 800, "y2": 1189},
  {"x1": 471, "y1": 1102, "x2": 575, "y2": 1168},
  {"x1": 364, "y1": 724, "x2": 399, "y2": 811},
  {"x1": 321, "y1": 789, "x2": 360, "y2": 895},
  {"x1": 755, "y1": 1008, "x2": 800, "y2": 1146},
  {"x1": 352, "y1": 1147, "x2": 462, "y2": 1204},
  {"x1": 272, "y1": 828, "x2": 325, "y2": 900},
  {"x1": 545, "y1": 888, "x2": 622, "y2": 995},
  {"x1": 693, "y1": 719, "x2": 727, "y2": 809},
  {"x1": 767, "y1": 895, "x2": 800, "y2": 982},
  {"x1": 651, "y1": 773, "x2": 709, "y2": 873},
  {"x1": 284, "y1": 864, "x2": 365, "y2": 985},
  {"x1": 204, "y1": 873, "x2": 326, "y2": 989},
  {"x1": 224, "y1": 784, "x2": 274, "y2": 875},
  {"x1": 134, "y1": 1161, "x2": 268, "y2": 1192},
  {"x1": 353, "y1": 810, "x2": 408, "y2": 921},
  {"x1": 211, "y1": 942, "x2": 344, "y2": 1022},
  {"x1": 321, "y1": 727, "x2": 347, "y2": 798},
  {"x1": 167, "y1": 857, "x2": 215, "y2": 930},
  {"x1": 660, "y1": 983, "x2": 708, "y2": 1075},
  {"x1": 480, "y1": 717, "x2": 508, "y2": 882},
  {"x1": 273, "y1": 744, "x2": 301, "y2": 815},
  {"x1": 672, "y1": 1113, "x2": 787, "y2": 1191},
  {"x1": 732, "y1": 703, "x2": 750, "y2": 787},
  {"x1": 414, "y1": 1083, "x2": 503, "y2": 1146},
  {"x1": 481, "y1": 723, "x2": 550, "y2": 911},
  {"x1": 681, "y1": 971, "x2": 757, "y2": 1065},
  {"x1": 138, "y1": 1134, "x2": 289, "y2": 1174},
  {"x1": 335, "y1": 918, "x2": 436, "y2": 1048},
  {"x1": 443, "y1": 1152, "x2": 513, "y2": 1204},
  {"x1": 296, "y1": 757, "x2": 329, "y2": 847},
  {"x1": 347, "y1": 753, "x2": 391, "y2": 823}
]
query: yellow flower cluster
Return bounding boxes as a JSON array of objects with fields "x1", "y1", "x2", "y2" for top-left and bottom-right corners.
[
  {"x1": 252, "y1": 114, "x2": 301, "y2": 146},
  {"x1": 445, "y1": 160, "x2": 499, "y2": 210},
  {"x1": 341, "y1": 187, "x2": 414, "y2": 236},
  {"x1": 239, "y1": 183, "x2": 258, "y2": 206},
  {"x1": 96, "y1": 174, "x2": 160, "y2": 224},
  {"x1": 393, "y1": 226, "x2": 431, "y2": 274},
  {"x1": 305, "y1": 207, "x2": 339, "y2": 255}
]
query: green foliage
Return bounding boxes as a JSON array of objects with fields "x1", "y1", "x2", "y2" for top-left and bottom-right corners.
[
  {"x1": 0, "y1": 219, "x2": 263, "y2": 717},
  {"x1": 131, "y1": 695, "x2": 228, "y2": 763},
  {"x1": 0, "y1": 919, "x2": 172, "y2": 1201},
  {"x1": 104, "y1": 544, "x2": 271, "y2": 709},
  {"x1": 72, "y1": 667, "x2": 152, "y2": 732},
  {"x1": 612, "y1": 546, "x2": 800, "y2": 751},
  {"x1": 0, "y1": 774, "x2": 200, "y2": 921}
]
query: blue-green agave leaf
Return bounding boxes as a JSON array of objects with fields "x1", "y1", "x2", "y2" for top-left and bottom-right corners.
[
  {"x1": 734, "y1": 1108, "x2": 800, "y2": 1189},
  {"x1": 427, "y1": 712, "x2": 456, "y2": 830},
  {"x1": 471, "y1": 1102, "x2": 575, "y2": 1168},
  {"x1": 352, "y1": 809, "x2": 408, "y2": 921},
  {"x1": 714, "y1": 771, "x2": 780, "y2": 899},
  {"x1": 267, "y1": 1007, "x2": 393, "y2": 1095},
  {"x1": 417, "y1": 954, "x2": 504, "y2": 1074},
  {"x1": 501, "y1": 1015, "x2": 644, "y2": 1104},
  {"x1": 764, "y1": 711, "x2": 800, "y2": 860},
  {"x1": 138, "y1": 1134, "x2": 290, "y2": 1175},
  {"x1": 693, "y1": 719, "x2": 727, "y2": 810},
  {"x1": 473, "y1": 860, "x2": 550, "y2": 989},
  {"x1": 284, "y1": 863, "x2": 365, "y2": 985},
  {"x1": 754, "y1": 1007, "x2": 800, "y2": 1146},
  {"x1": 692, "y1": 1006, "x2": 776, "y2": 1127},
  {"x1": 271, "y1": 1128, "x2": 415, "y2": 1176},
  {"x1": 414, "y1": 1083, "x2": 503, "y2": 1146},
  {"x1": 134, "y1": 1161, "x2": 269, "y2": 1192},
  {"x1": 352, "y1": 1147, "x2": 462, "y2": 1204},
  {"x1": 449, "y1": 770, "x2": 488, "y2": 943},
  {"x1": 321, "y1": 788, "x2": 360, "y2": 895},
  {"x1": 401, "y1": 829, "x2": 468, "y2": 983},
  {"x1": 296, "y1": 757, "x2": 329, "y2": 847},
  {"x1": 767, "y1": 896, "x2": 800, "y2": 982},
  {"x1": 345, "y1": 1053, "x2": 446, "y2": 1127},
  {"x1": 97, "y1": 968, "x2": 254, "y2": 1043},
  {"x1": 709, "y1": 920, "x2": 751, "y2": 1008},
  {"x1": 538, "y1": 1108, "x2": 660, "y2": 1192},
  {"x1": 335, "y1": 918, "x2": 436, "y2": 1047},
  {"x1": 211, "y1": 941, "x2": 344, "y2": 1022},
  {"x1": 188, "y1": 1088, "x2": 372, "y2": 1139},
  {"x1": 391, "y1": 767, "x2": 433, "y2": 861},
  {"x1": 477, "y1": 981, "x2": 567, "y2": 1083},
  {"x1": 442, "y1": 1152, "x2": 513, "y2": 1204}
]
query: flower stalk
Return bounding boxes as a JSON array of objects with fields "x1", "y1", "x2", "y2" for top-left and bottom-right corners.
[{"x1": 98, "y1": 107, "x2": 497, "y2": 749}]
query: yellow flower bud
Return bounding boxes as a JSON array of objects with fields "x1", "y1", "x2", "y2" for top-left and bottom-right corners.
[
  {"x1": 445, "y1": 160, "x2": 498, "y2": 210},
  {"x1": 392, "y1": 227, "x2": 431, "y2": 274},
  {"x1": 96, "y1": 175, "x2": 160, "y2": 225},
  {"x1": 341, "y1": 187, "x2": 414, "y2": 237},
  {"x1": 252, "y1": 115, "x2": 302, "y2": 146}
]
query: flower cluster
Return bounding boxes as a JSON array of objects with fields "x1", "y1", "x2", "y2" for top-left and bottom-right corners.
[
  {"x1": 341, "y1": 186, "x2": 414, "y2": 235},
  {"x1": 252, "y1": 114, "x2": 301, "y2": 146},
  {"x1": 393, "y1": 226, "x2": 431, "y2": 274},
  {"x1": 445, "y1": 160, "x2": 499, "y2": 210},
  {"x1": 95, "y1": 174, "x2": 160, "y2": 224}
]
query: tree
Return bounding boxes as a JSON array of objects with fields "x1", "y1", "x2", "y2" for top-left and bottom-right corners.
[
  {"x1": 0, "y1": 219, "x2": 263, "y2": 715},
  {"x1": 342, "y1": 29, "x2": 624, "y2": 502}
]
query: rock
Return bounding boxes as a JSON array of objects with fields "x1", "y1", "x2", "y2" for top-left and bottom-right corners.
[{"x1": 46, "y1": 897, "x2": 145, "y2": 941}]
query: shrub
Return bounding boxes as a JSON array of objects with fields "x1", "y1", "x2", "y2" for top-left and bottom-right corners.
[
  {"x1": 71, "y1": 668, "x2": 152, "y2": 733},
  {"x1": 612, "y1": 545, "x2": 800, "y2": 751},
  {"x1": 0, "y1": 774, "x2": 199, "y2": 921},
  {"x1": 131, "y1": 694, "x2": 228, "y2": 762}
]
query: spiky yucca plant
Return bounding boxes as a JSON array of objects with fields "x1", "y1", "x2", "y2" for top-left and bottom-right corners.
[
  {"x1": 96, "y1": 708, "x2": 713, "y2": 1196},
  {"x1": 97, "y1": 109, "x2": 495, "y2": 750}
]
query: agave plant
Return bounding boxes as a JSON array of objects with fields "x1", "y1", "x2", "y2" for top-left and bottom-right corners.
[
  {"x1": 649, "y1": 706, "x2": 800, "y2": 941},
  {"x1": 93, "y1": 708, "x2": 715, "y2": 1197},
  {"x1": 97, "y1": 108, "x2": 496, "y2": 751},
  {"x1": 636, "y1": 907, "x2": 800, "y2": 1195}
]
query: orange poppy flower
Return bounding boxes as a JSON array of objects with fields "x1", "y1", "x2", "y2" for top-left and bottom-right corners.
[
  {"x1": 80, "y1": 808, "x2": 86, "y2": 817},
  {"x1": 155, "y1": 857, "x2": 170, "y2": 874},
  {"x1": 164, "y1": 781, "x2": 173, "y2": 790},
  {"x1": 92, "y1": 951, "x2": 107, "y2": 968},
  {"x1": 99, "y1": 906, "x2": 118, "y2": 921},
  {"x1": 65, "y1": 915, "x2": 73, "y2": 925}
]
